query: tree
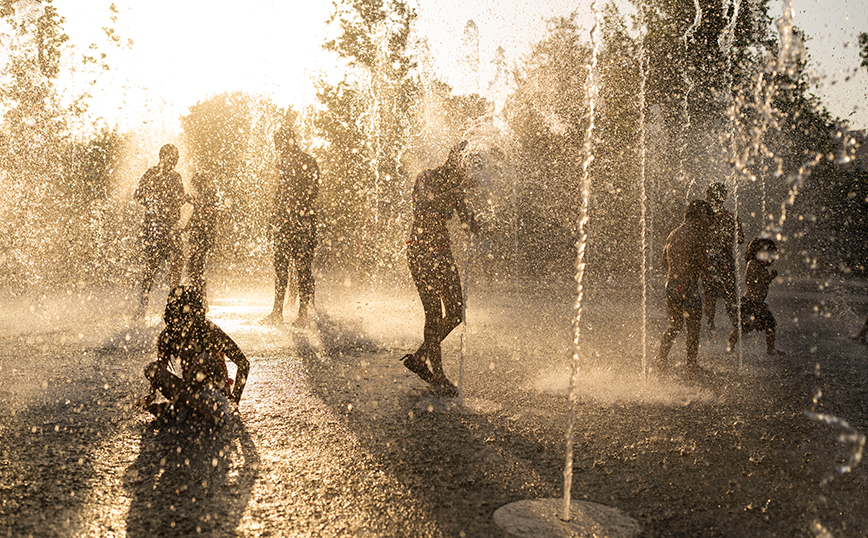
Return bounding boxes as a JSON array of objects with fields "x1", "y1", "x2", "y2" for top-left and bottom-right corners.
[
  {"x1": 1, "y1": 1, "x2": 79, "y2": 287},
  {"x1": 503, "y1": 14, "x2": 590, "y2": 279},
  {"x1": 590, "y1": 3, "x2": 645, "y2": 277},
  {"x1": 318, "y1": 0, "x2": 422, "y2": 277},
  {"x1": 1, "y1": 0, "x2": 128, "y2": 289},
  {"x1": 859, "y1": 32, "x2": 868, "y2": 72},
  {"x1": 180, "y1": 92, "x2": 285, "y2": 265}
]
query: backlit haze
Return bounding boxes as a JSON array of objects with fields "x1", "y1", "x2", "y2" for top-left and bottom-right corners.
[{"x1": 60, "y1": 0, "x2": 868, "y2": 134}]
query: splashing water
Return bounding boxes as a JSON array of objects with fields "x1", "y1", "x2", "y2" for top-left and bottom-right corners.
[
  {"x1": 680, "y1": 0, "x2": 703, "y2": 201},
  {"x1": 806, "y1": 367, "x2": 866, "y2": 486},
  {"x1": 638, "y1": 20, "x2": 650, "y2": 380},
  {"x1": 562, "y1": 0, "x2": 601, "y2": 523}
]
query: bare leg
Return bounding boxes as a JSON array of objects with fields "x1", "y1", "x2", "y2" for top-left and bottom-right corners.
[
  {"x1": 407, "y1": 246, "x2": 458, "y2": 395},
  {"x1": 722, "y1": 279, "x2": 739, "y2": 332},
  {"x1": 704, "y1": 288, "x2": 717, "y2": 330},
  {"x1": 264, "y1": 240, "x2": 290, "y2": 324},
  {"x1": 167, "y1": 238, "x2": 184, "y2": 289},
  {"x1": 765, "y1": 328, "x2": 785, "y2": 355},
  {"x1": 727, "y1": 327, "x2": 739, "y2": 353},
  {"x1": 296, "y1": 235, "x2": 315, "y2": 326},
  {"x1": 658, "y1": 292, "x2": 685, "y2": 371},
  {"x1": 685, "y1": 306, "x2": 702, "y2": 368},
  {"x1": 138, "y1": 256, "x2": 162, "y2": 315},
  {"x1": 187, "y1": 243, "x2": 209, "y2": 309},
  {"x1": 144, "y1": 361, "x2": 185, "y2": 403},
  {"x1": 438, "y1": 256, "x2": 464, "y2": 341},
  {"x1": 850, "y1": 315, "x2": 868, "y2": 342}
]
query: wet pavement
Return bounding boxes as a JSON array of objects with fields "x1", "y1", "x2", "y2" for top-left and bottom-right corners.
[{"x1": 1, "y1": 273, "x2": 868, "y2": 537}]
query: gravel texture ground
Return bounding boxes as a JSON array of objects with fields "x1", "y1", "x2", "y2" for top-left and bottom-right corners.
[{"x1": 1, "y1": 274, "x2": 867, "y2": 537}]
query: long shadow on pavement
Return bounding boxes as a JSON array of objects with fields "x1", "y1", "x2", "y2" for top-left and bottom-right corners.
[{"x1": 124, "y1": 413, "x2": 259, "y2": 537}]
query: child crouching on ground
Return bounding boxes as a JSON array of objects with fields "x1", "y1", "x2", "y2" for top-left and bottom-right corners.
[
  {"x1": 728, "y1": 238, "x2": 786, "y2": 356},
  {"x1": 138, "y1": 286, "x2": 249, "y2": 423}
]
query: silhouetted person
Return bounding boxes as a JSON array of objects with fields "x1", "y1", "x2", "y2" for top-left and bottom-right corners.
[
  {"x1": 657, "y1": 199, "x2": 712, "y2": 374},
  {"x1": 703, "y1": 182, "x2": 744, "y2": 332},
  {"x1": 185, "y1": 172, "x2": 219, "y2": 305},
  {"x1": 402, "y1": 141, "x2": 480, "y2": 396},
  {"x1": 139, "y1": 286, "x2": 249, "y2": 424},
  {"x1": 728, "y1": 238, "x2": 786, "y2": 355},
  {"x1": 262, "y1": 126, "x2": 319, "y2": 327},
  {"x1": 134, "y1": 143, "x2": 188, "y2": 319}
]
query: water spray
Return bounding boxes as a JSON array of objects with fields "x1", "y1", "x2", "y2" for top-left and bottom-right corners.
[
  {"x1": 638, "y1": 17, "x2": 649, "y2": 381},
  {"x1": 679, "y1": 0, "x2": 703, "y2": 201},
  {"x1": 562, "y1": 0, "x2": 601, "y2": 523}
]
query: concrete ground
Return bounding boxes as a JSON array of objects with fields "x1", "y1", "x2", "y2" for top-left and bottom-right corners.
[{"x1": 1, "y1": 272, "x2": 867, "y2": 537}]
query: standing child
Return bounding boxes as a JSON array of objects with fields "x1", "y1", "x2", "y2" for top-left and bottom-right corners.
[
  {"x1": 728, "y1": 238, "x2": 786, "y2": 355},
  {"x1": 263, "y1": 125, "x2": 320, "y2": 328},
  {"x1": 703, "y1": 182, "x2": 744, "y2": 332},
  {"x1": 134, "y1": 143, "x2": 188, "y2": 318},
  {"x1": 403, "y1": 140, "x2": 480, "y2": 396},
  {"x1": 657, "y1": 199, "x2": 712, "y2": 374},
  {"x1": 186, "y1": 172, "x2": 220, "y2": 305}
]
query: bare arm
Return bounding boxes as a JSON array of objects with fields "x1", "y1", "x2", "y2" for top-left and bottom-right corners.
[
  {"x1": 209, "y1": 324, "x2": 249, "y2": 404},
  {"x1": 134, "y1": 171, "x2": 149, "y2": 205},
  {"x1": 698, "y1": 241, "x2": 711, "y2": 282}
]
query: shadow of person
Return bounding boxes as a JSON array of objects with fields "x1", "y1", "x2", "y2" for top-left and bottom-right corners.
[{"x1": 124, "y1": 412, "x2": 259, "y2": 536}]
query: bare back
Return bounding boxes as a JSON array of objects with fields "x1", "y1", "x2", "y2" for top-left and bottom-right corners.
[{"x1": 663, "y1": 222, "x2": 708, "y2": 286}]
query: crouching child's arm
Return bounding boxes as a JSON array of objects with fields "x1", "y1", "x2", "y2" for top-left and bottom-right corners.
[{"x1": 211, "y1": 324, "x2": 249, "y2": 404}]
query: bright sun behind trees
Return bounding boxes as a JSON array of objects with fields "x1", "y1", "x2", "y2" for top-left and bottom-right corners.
[{"x1": 1, "y1": 0, "x2": 866, "y2": 292}]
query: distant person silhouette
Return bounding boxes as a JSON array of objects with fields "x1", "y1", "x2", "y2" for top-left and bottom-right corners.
[
  {"x1": 728, "y1": 238, "x2": 786, "y2": 355},
  {"x1": 262, "y1": 126, "x2": 319, "y2": 328},
  {"x1": 185, "y1": 172, "x2": 220, "y2": 306},
  {"x1": 402, "y1": 141, "x2": 480, "y2": 396},
  {"x1": 703, "y1": 182, "x2": 744, "y2": 333},
  {"x1": 138, "y1": 286, "x2": 250, "y2": 424},
  {"x1": 134, "y1": 143, "x2": 188, "y2": 319},
  {"x1": 657, "y1": 199, "x2": 712, "y2": 374}
]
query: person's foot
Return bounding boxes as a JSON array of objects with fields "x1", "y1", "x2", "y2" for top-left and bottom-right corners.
[
  {"x1": 684, "y1": 362, "x2": 704, "y2": 377},
  {"x1": 135, "y1": 393, "x2": 156, "y2": 409},
  {"x1": 146, "y1": 401, "x2": 177, "y2": 419},
  {"x1": 430, "y1": 375, "x2": 459, "y2": 397},
  {"x1": 726, "y1": 333, "x2": 739, "y2": 353},
  {"x1": 401, "y1": 353, "x2": 433, "y2": 383},
  {"x1": 292, "y1": 311, "x2": 309, "y2": 329},
  {"x1": 261, "y1": 311, "x2": 284, "y2": 326}
]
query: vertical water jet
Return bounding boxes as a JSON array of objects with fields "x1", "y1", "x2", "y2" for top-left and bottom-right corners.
[{"x1": 562, "y1": 0, "x2": 601, "y2": 522}]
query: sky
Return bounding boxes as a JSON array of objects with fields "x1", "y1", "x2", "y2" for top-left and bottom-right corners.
[{"x1": 53, "y1": 0, "x2": 868, "y2": 132}]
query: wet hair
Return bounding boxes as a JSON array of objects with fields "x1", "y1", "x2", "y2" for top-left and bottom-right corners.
[
  {"x1": 685, "y1": 199, "x2": 712, "y2": 222},
  {"x1": 164, "y1": 285, "x2": 206, "y2": 326},
  {"x1": 159, "y1": 144, "x2": 179, "y2": 162},
  {"x1": 706, "y1": 182, "x2": 727, "y2": 203},
  {"x1": 745, "y1": 237, "x2": 777, "y2": 261}
]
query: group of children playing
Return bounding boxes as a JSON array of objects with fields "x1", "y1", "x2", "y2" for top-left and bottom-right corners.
[
  {"x1": 134, "y1": 138, "x2": 480, "y2": 420},
  {"x1": 133, "y1": 144, "x2": 247, "y2": 425},
  {"x1": 135, "y1": 139, "x2": 801, "y2": 423},
  {"x1": 658, "y1": 184, "x2": 786, "y2": 375}
]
